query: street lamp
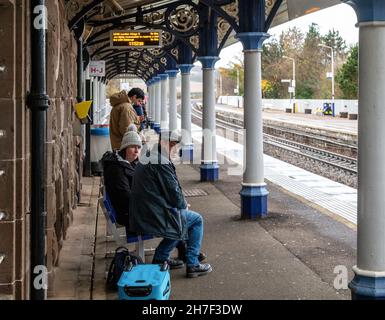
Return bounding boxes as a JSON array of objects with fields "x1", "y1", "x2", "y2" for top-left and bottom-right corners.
[
  {"x1": 318, "y1": 43, "x2": 335, "y2": 117},
  {"x1": 282, "y1": 55, "x2": 296, "y2": 113}
]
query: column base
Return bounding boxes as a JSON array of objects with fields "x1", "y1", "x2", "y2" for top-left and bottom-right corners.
[
  {"x1": 153, "y1": 123, "x2": 161, "y2": 134},
  {"x1": 240, "y1": 185, "x2": 269, "y2": 219},
  {"x1": 349, "y1": 271, "x2": 385, "y2": 300},
  {"x1": 181, "y1": 145, "x2": 194, "y2": 163},
  {"x1": 200, "y1": 163, "x2": 219, "y2": 182}
]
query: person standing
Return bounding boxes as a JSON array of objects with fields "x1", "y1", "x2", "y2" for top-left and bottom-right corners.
[{"x1": 109, "y1": 88, "x2": 144, "y2": 151}]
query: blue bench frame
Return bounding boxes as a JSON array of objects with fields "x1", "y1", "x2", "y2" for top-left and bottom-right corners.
[{"x1": 99, "y1": 189, "x2": 154, "y2": 260}]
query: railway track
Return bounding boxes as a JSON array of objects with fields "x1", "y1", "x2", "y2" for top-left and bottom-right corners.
[
  {"x1": 214, "y1": 111, "x2": 357, "y2": 150},
  {"x1": 191, "y1": 107, "x2": 357, "y2": 175}
]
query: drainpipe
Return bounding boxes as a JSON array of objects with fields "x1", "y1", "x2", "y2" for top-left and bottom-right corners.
[
  {"x1": 29, "y1": 0, "x2": 49, "y2": 300},
  {"x1": 76, "y1": 37, "x2": 84, "y2": 103},
  {"x1": 75, "y1": 21, "x2": 91, "y2": 177}
]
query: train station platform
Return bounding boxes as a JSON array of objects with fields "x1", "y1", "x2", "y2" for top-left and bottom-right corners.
[
  {"x1": 50, "y1": 130, "x2": 356, "y2": 300},
  {"x1": 214, "y1": 104, "x2": 358, "y2": 135}
]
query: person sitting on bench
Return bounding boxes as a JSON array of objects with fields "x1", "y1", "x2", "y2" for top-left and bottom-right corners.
[
  {"x1": 129, "y1": 131, "x2": 213, "y2": 278},
  {"x1": 102, "y1": 129, "x2": 143, "y2": 226},
  {"x1": 102, "y1": 128, "x2": 184, "y2": 268}
]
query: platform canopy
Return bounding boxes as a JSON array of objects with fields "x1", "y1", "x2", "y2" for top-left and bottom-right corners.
[{"x1": 65, "y1": 0, "x2": 340, "y2": 81}]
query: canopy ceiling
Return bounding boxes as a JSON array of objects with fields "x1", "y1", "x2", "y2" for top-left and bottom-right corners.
[{"x1": 64, "y1": 0, "x2": 340, "y2": 81}]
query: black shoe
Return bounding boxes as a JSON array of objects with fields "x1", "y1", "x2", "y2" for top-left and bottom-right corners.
[
  {"x1": 152, "y1": 258, "x2": 184, "y2": 270},
  {"x1": 178, "y1": 252, "x2": 207, "y2": 263},
  {"x1": 186, "y1": 263, "x2": 213, "y2": 278}
]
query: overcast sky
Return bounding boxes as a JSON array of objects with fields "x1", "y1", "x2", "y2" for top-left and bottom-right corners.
[{"x1": 216, "y1": 3, "x2": 358, "y2": 68}]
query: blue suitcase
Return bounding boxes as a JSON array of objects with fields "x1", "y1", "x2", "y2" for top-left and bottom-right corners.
[{"x1": 118, "y1": 262, "x2": 171, "y2": 300}]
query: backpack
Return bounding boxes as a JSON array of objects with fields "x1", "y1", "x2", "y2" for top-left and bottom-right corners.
[{"x1": 106, "y1": 246, "x2": 143, "y2": 289}]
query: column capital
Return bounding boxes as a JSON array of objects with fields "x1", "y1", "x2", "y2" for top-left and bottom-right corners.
[
  {"x1": 235, "y1": 32, "x2": 270, "y2": 51},
  {"x1": 153, "y1": 76, "x2": 161, "y2": 83},
  {"x1": 165, "y1": 70, "x2": 179, "y2": 78},
  {"x1": 159, "y1": 74, "x2": 169, "y2": 81},
  {"x1": 344, "y1": 0, "x2": 385, "y2": 23},
  {"x1": 197, "y1": 56, "x2": 220, "y2": 69},
  {"x1": 178, "y1": 64, "x2": 194, "y2": 74}
]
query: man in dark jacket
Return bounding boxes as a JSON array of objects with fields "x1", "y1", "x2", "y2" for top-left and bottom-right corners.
[
  {"x1": 129, "y1": 131, "x2": 212, "y2": 278},
  {"x1": 102, "y1": 130, "x2": 142, "y2": 226}
]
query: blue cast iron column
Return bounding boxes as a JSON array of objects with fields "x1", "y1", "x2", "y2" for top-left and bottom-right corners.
[
  {"x1": 344, "y1": 0, "x2": 385, "y2": 300},
  {"x1": 165, "y1": 70, "x2": 179, "y2": 132},
  {"x1": 159, "y1": 73, "x2": 169, "y2": 132},
  {"x1": 198, "y1": 57, "x2": 220, "y2": 181},
  {"x1": 236, "y1": 0, "x2": 270, "y2": 218},
  {"x1": 150, "y1": 79, "x2": 156, "y2": 129},
  {"x1": 153, "y1": 76, "x2": 161, "y2": 134},
  {"x1": 146, "y1": 80, "x2": 153, "y2": 127},
  {"x1": 179, "y1": 64, "x2": 194, "y2": 161},
  {"x1": 197, "y1": 5, "x2": 220, "y2": 181}
]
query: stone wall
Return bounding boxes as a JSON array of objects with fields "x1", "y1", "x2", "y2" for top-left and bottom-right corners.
[
  {"x1": 0, "y1": 0, "x2": 30, "y2": 300},
  {"x1": 45, "y1": 0, "x2": 82, "y2": 298},
  {"x1": 0, "y1": 0, "x2": 83, "y2": 299}
]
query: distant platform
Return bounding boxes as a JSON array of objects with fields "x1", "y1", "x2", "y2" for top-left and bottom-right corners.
[{"x1": 214, "y1": 104, "x2": 358, "y2": 135}]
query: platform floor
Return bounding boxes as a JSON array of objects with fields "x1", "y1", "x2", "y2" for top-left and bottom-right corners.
[{"x1": 50, "y1": 130, "x2": 356, "y2": 300}]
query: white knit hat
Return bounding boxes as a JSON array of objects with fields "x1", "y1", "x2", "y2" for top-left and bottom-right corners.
[
  {"x1": 127, "y1": 124, "x2": 138, "y2": 133},
  {"x1": 120, "y1": 131, "x2": 142, "y2": 150}
]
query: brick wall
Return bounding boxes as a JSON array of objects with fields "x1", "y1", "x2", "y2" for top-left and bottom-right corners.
[{"x1": 0, "y1": 0, "x2": 83, "y2": 299}]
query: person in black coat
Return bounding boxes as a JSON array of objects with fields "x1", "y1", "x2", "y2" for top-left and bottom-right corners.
[
  {"x1": 102, "y1": 129, "x2": 187, "y2": 269},
  {"x1": 130, "y1": 131, "x2": 212, "y2": 278},
  {"x1": 102, "y1": 130, "x2": 142, "y2": 226}
]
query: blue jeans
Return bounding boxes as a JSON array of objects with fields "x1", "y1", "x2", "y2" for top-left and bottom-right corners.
[{"x1": 153, "y1": 210, "x2": 203, "y2": 267}]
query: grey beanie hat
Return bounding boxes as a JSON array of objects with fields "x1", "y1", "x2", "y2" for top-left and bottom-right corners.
[
  {"x1": 120, "y1": 131, "x2": 142, "y2": 150},
  {"x1": 160, "y1": 130, "x2": 182, "y2": 143}
]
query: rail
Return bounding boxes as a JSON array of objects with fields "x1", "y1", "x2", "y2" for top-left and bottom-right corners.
[{"x1": 191, "y1": 107, "x2": 357, "y2": 175}]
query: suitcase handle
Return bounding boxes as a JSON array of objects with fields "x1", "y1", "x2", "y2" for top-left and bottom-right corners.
[
  {"x1": 160, "y1": 261, "x2": 169, "y2": 272},
  {"x1": 124, "y1": 260, "x2": 134, "y2": 272},
  {"x1": 124, "y1": 285, "x2": 153, "y2": 297}
]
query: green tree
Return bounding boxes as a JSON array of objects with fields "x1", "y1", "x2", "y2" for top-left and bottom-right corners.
[
  {"x1": 297, "y1": 23, "x2": 324, "y2": 99},
  {"x1": 336, "y1": 45, "x2": 358, "y2": 99},
  {"x1": 262, "y1": 28, "x2": 304, "y2": 99},
  {"x1": 226, "y1": 55, "x2": 244, "y2": 95},
  {"x1": 322, "y1": 29, "x2": 348, "y2": 61},
  {"x1": 262, "y1": 38, "x2": 283, "y2": 98}
]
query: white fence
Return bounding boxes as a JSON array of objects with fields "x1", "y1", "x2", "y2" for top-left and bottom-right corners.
[
  {"x1": 217, "y1": 96, "x2": 244, "y2": 108},
  {"x1": 217, "y1": 96, "x2": 358, "y2": 114}
]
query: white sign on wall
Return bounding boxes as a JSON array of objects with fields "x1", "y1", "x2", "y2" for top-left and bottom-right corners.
[{"x1": 89, "y1": 61, "x2": 106, "y2": 77}]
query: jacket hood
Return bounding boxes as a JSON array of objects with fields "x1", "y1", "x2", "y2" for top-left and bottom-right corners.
[{"x1": 110, "y1": 91, "x2": 130, "y2": 107}]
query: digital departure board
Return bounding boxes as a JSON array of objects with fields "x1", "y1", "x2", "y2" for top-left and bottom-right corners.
[{"x1": 110, "y1": 30, "x2": 162, "y2": 48}]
